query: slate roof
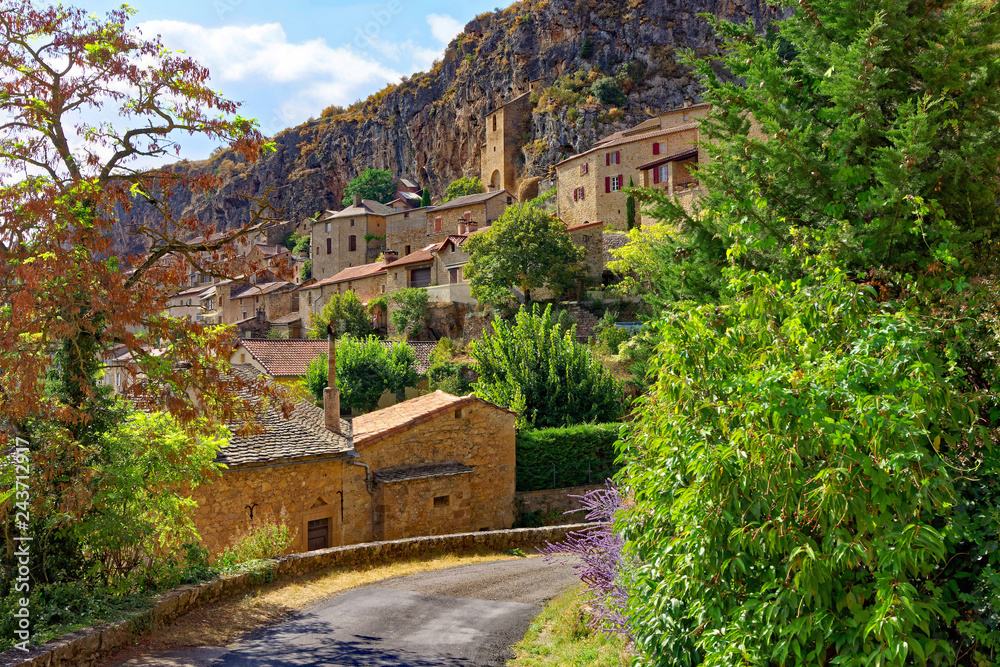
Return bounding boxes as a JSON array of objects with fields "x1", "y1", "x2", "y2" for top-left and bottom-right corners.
[
  {"x1": 218, "y1": 365, "x2": 352, "y2": 467},
  {"x1": 320, "y1": 200, "x2": 395, "y2": 220},
  {"x1": 398, "y1": 178, "x2": 419, "y2": 190},
  {"x1": 253, "y1": 243, "x2": 289, "y2": 257},
  {"x1": 237, "y1": 338, "x2": 437, "y2": 377},
  {"x1": 428, "y1": 190, "x2": 510, "y2": 212},
  {"x1": 231, "y1": 281, "x2": 294, "y2": 299},
  {"x1": 269, "y1": 312, "x2": 302, "y2": 325},
  {"x1": 373, "y1": 460, "x2": 474, "y2": 484},
  {"x1": 352, "y1": 391, "x2": 514, "y2": 446}
]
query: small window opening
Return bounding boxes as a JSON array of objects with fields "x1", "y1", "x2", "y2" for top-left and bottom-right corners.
[{"x1": 434, "y1": 495, "x2": 450, "y2": 508}]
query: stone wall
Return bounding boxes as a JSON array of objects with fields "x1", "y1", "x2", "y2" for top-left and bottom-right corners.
[
  {"x1": 516, "y1": 484, "x2": 605, "y2": 525},
  {"x1": 568, "y1": 222, "x2": 605, "y2": 282},
  {"x1": 357, "y1": 400, "x2": 516, "y2": 536},
  {"x1": 375, "y1": 473, "x2": 473, "y2": 541},
  {"x1": 386, "y1": 209, "x2": 429, "y2": 258},
  {"x1": 1, "y1": 524, "x2": 588, "y2": 667}
]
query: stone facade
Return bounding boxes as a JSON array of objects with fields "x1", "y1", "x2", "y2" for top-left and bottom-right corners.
[
  {"x1": 567, "y1": 221, "x2": 605, "y2": 283},
  {"x1": 556, "y1": 104, "x2": 711, "y2": 230},
  {"x1": 385, "y1": 208, "x2": 429, "y2": 258},
  {"x1": 481, "y1": 91, "x2": 532, "y2": 193},
  {"x1": 426, "y1": 190, "x2": 512, "y2": 240},
  {"x1": 222, "y1": 281, "x2": 297, "y2": 325},
  {"x1": 311, "y1": 199, "x2": 393, "y2": 282}
]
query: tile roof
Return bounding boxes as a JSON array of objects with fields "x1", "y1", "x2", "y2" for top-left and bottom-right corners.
[
  {"x1": 174, "y1": 285, "x2": 211, "y2": 298},
  {"x1": 637, "y1": 147, "x2": 699, "y2": 171},
  {"x1": 310, "y1": 261, "x2": 387, "y2": 288},
  {"x1": 232, "y1": 281, "x2": 294, "y2": 299},
  {"x1": 373, "y1": 460, "x2": 474, "y2": 483},
  {"x1": 398, "y1": 178, "x2": 419, "y2": 190},
  {"x1": 384, "y1": 245, "x2": 440, "y2": 268},
  {"x1": 352, "y1": 391, "x2": 514, "y2": 446},
  {"x1": 218, "y1": 365, "x2": 352, "y2": 467},
  {"x1": 321, "y1": 200, "x2": 395, "y2": 220},
  {"x1": 237, "y1": 338, "x2": 437, "y2": 377},
  {"x1": 253, "y1": 244, "x2": 289, "y2": 257},
  {"x1": 567, "y1": 221, "x2": 604, "y2": 233},
  {"x1": 428, "y1": 190, "x2": 510, "y2": 212},
  {"x1": 269, "y1": 312, "x2": 302, "y2": 325}
]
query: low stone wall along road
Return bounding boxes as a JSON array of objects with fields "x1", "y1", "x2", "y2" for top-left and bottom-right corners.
[{"x1": 121, "y1": 556, "x2": 580, "y2": 667}]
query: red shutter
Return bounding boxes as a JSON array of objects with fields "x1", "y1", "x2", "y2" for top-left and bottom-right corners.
[
  {"x1": 653, "y1": 143, "x2": 660, "y2": 155},
  {"x1": 573, "y1": 188, "x2": 578, "y2": 202},
  {"x1": 615, "y1": 151, "x2": 620, "y2": 164},
  {"x1": 580, "y1": 187, "x2": 584, "y2": 200},
  {"x1": 605, "y1": 177, "x2": 611, "y2": 193},
  {"x1": 653, "y1": 168, "x2": 660, "y2": 184},
  {"x1": 618, "y1": 174, "x2": 623, "y2": 190},
  {"x1": 605, "y1": 152, "x2": 610, "y2": 166}
]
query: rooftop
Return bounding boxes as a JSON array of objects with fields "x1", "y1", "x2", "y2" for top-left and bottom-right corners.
[
  {"x1": 567, "y1": 220, "x2": 604, "y2": 233},
  {"x1": 384, "y1": 244, "x2": 441, "y2": 268},
  {"x1": 373, "y1": 460, "x2": 474, "y2": 484},
  {"x1": 232, "y1": 281, "x2": 295, "y2": 299},
  {"x1": 219, "y1": 365, "x2": 352, "y2": 467},
  {"x1": 237, "y1": 338, "x2": 437, "y2": 377},
  {"x1": 309, "y1": 261, "x2": 387, "y2": 288},
  {"x1": 637, "y1": 147, "x2": 699, "y2": 171},
  {"x1": 560, "y1": 121, "x2": 700, "y2": 165},
  {"x1": 319, "y1": 200, "x2": 395, "y2": 220},
  {"x1": 352, "y1": 391, "x2": 513, "y2": 446},
  {"x1": 428, "y1": 190, "x2": 510, "y2": 212}
]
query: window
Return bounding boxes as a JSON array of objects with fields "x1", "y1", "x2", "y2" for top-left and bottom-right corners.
[
  {"x1": 404, "y1": 245, "x2": 411, "y2": 255},
  {"x1": 115, "y1": 372, "x2": 121, "y2": 386},
  {"x1": 325, "y1": 222, "x2": 331, "y2": 232},
  {"x1": 492, "y1": 115, "x2": 497, "y2": 131},
  {"x1": 506, "y1": 196, "x2": 513, "y2": 205},
  {"x1": 573, "y1": 186, "x2": 585, "y2": 201},
  {"x1": 326, "y1": 238, "x2": 332, "y2": 254},
  {"x1": 350, "y1": 219, "x2": 355, "y2": 227},
  {"x1": 580, "y1": 162, "x2": 588, "y2": 175},
  {"x1": 242, "y1": 309, "x2": 247, "y2": 319},
  {"x1": 611, "y1": 175, "x2": 622, "y2": 192},
  {"x1": 240, "y1": 353, "x2": 245, "y2": 364},
  {"x1": 404, "y1": 211, "x2": 409, "y2": 218},
  {"x1": 582, "y1": 235, "x2": 590, "y2": 243},
  {"x1": 434, "y1": 495, "x2": 450, "y2": 508},
  {"x1": 449, "y1": 267, "x2": 461, "y2": 284},
  {"x1": 606, "y1": 150, "x2": 620, "y2": 165},
  {"x1": 659, "y1": 165, "x2": 670, "y2": 184},
  {"x1": 434, "y1": 217, "x2": 442, "y2": 233},
  {"x1": 348, "y1": 235, "x2": 357, "y2": 252},
  {"x1": 683, "y1": 112, "x2": 690, "y2": 122},
  {"x1": 308, "y1": 292, "x2": 312, "y2": 306}
]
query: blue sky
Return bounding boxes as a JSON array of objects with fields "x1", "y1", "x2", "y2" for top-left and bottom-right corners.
[{"x1": 84, "y1": 0, "x2": 501, "y2": 159}]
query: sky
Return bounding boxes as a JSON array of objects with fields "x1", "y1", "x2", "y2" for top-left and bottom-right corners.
[{"x1": 82, "y1": 0, "x2": 503, "y2": 159}]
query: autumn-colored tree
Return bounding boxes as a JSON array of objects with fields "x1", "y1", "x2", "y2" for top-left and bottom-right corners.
[{"x1": 0, "y1": 0, "x2": 289, "y2": 576}]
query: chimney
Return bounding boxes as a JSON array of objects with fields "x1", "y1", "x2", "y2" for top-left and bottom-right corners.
[
  {"x1": 458, "y1": 221, "x2": 466, "y2": 235},
  {"x1": 323, "y1": 323, "x2": 341, "y2": 434},
  {"x1": 353, "y1": 193, "x2": 363, "y2": 207},
  {"x1": 383, "y1": 250, "x2": 399, "y2": 264}
]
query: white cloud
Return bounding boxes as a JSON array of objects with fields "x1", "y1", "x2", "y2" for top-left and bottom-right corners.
[
  {"x1": 137, "y1": 20, "x2": 402, "y2": 130},
  {"x1": 426, "y1": 13, "x2": 463, "y2": 46}
]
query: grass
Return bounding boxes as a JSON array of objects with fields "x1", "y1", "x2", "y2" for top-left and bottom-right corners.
[
  {"x1": 508, "y1": 585, "x2": 631, "y2": 667},
  {"x1": 100, "y1": 550, "x2": 521, "y2": 664}
]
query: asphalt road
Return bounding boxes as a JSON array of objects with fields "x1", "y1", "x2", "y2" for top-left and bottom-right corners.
[{"x1": 123, "y1": 557, "x2": 580, "y2": 667}]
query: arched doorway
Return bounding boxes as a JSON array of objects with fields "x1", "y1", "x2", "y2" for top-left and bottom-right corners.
[{"x1": 489, "y1": 169, "x2": 501, "y2": 191}]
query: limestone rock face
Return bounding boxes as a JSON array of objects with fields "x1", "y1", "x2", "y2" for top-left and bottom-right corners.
[{"x1": 114, "y1": 0, "x2": 782, "y2": 254}]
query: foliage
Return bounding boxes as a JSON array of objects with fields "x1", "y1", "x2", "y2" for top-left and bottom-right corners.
[
  {"x1": 429, "y1": 337, "x2": 458, "y2": 366},
  {"x1": 421, "y1": 187, "x2": 431, "y2": 207},
  {"x1": 463, "y1": 203, "x2": 586, "y2": 305},
  {"x1": 216, "y1": 510, "x2": 296, "y2": 571},
  {"x1": 389, "y1": 288, "x2": 429, "y2": 339},
  {"x1": 301, "y1": 259, "x2": 312, "y2": 281},
  {"x1": 541, "y1": 484, "x2": 629, "y2": 636},
  {"x1": 591, "y1": 77, "x2": 626, "y2": 106},
  {"x1": 580, "y1": 35, "x2": 594, "y2": 59},
  {"x1": 442, "y1": 176, "x2": 484, "y2": 202},
  {"x1": 308, "y1": 290, "x2": 373, "y2": 339},
  {"x1": 291, "y1": 233, "x2": 311, "y2": 256},
  {"x1": 470, "y1": 304, "x2": 622, "y2": 429},
  {"x1": 507, "y1": 585, "x2": 631, "y2": 667},
  {"x1": 304, "y1": 337, "x2": 420, "y2": 413},
  {"x1": 618, "y1": 269, "x2": 989, "y2": 665},
  {"x1": 594, "y1": 311, "x2": 632, "y2": 355},
  {"x1": 516, "y1": 423, "x2": 621, "y2": 491},
  {"x1": 658, "y1": 0, "x2": 1000, "y2": 293},
  {"x1": 428, "y1": 362, "x2": 472, "y2": 396},
  {"x1": 625, "y1": 178, "x2": 635, "y2": 231},
  {"x1": 340, "y1": 168, "x2": 396, "y2": 206}
]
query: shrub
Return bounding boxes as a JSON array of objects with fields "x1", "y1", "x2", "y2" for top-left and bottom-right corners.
[
  {"x1": 341, "y1": 168, "x2": 396, "y2": 206},
  {"x1": 428, "y1": 361, "x2": 472, "y2": 395},
  {"x1": 591, "y1": 77, "x2": 625, "y2": 106},
  {"x1": 389, "y1": 287, "x2": 429, "y2": 339},
  {"x1": 301, "y1": 259, "x2": 312, "y2": 281},
  {"x1": 619, "y1": 270, "x2": 988, "y2": 665},
  {"x1": 471, "y1": 304, "x2": 622, "y2": 429},
  {"x1": 308, "y1": 290, "x2": 373, "y2": 340},
  {"x1": 515, "y1": 423, "x2": 621, "y2": 491},
  {"x1": 304, "y1": 336, "x2": 420, "y2": 413},
  {"x1": 216, "y1": 510, "x2": 296, "y2": 571},
  {"x1": 580, "y1": 35, "x2": 594, "y2": 59},
  {"x1": 442, "y1": 176, "x2": 484, "y2": 202}
]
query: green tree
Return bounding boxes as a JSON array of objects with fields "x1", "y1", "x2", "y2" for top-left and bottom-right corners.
[
  {"x1": 469, "y1": 304, "x2": 622, "y2": 429},
  {"x1": 291, "y1": 233, "x2": 311, "y2": 256},
  {"x1": 420, "y1": 187, "x2": 431, "y2": 207},
  {"x1": 303, "y1": 337, "x2": 420, "y2": 413},
  {"x1": 308, "y1": 291, "x2": 373, "y2": 339},
  {"x1": 341, "y1": 168, "x2": 396, "y2": 206},
  {"x1": 389, "y1": 288, "x2": 429, "y2": 339},
  {"x1": 442, "y1": 176, "x2": 484, "y2": 202},
  {"x1": 590, "y1": 77, "x2": 625, "y2": 106},
  {"x1": 625, "y1": 177, "x2": 636, "y2": 230},
  {"x1": 619, "y1": 269, "x2": 988, "y2": 664},
  {"x1": 463, "y1": 202, "x2": 586, "y2": 304},
  {"x1": 301, "y1": 259, "x2": 312, "y2": 281}
]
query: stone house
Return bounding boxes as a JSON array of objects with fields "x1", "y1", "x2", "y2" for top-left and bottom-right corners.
[
  {"x1": 219, "y1": 280, "x2": 298, "y2": 325},
  {"x1": 165, "y1": 285, "x2": 211, "y2": 322},
  {"x1": 245, "y1": 243, "x2": 292, "y2": 283},
  {"x1": 384, "y1": 234, "x2": 476, "y2": 302},
  {"x1": 190, "y1": 340, "x2": 515, "y2": 555},
  {"x1": 555, "y1": 103, "x2": 712, "y2": 230},
  {"x1": 385, "y1": 207, "x2": 429, "y2": 260},
  {"x1": 425, "y1": 190, "x2": 512, "y2": 241},
  {"x1": 567, "y1": 220, "x2": 606, "y2": 283},
  {"x1": 297, "y1": 257, "x2": 395, "y2": 332},
  {"x1": 481, "y1": 90, "x2": 533, "y2": 193},
  {"x1": 311, "y1": 196, "x2": 394, "y2": 282}
]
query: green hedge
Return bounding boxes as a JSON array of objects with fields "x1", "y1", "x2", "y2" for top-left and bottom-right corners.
[{"x1": 515, "y1": 423, "x2": 621, "y2": 492}]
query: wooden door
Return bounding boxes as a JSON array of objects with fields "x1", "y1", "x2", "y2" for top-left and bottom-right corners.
[{"x1": 307, "y1": 517, "x2": 329, "y2": 550}]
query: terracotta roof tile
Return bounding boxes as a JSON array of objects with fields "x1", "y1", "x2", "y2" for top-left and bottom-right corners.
[
  {"x1": 567, "y1": 220, "x2": 604, "y2": 232},
  {"x1": 352, "y1": 390, "x2": 515, "y2": 446},
  {"x1": 384, "y1": 247, "x2": 438, "y2": 268},
  {"x1": 428, "y1": 190, "x2": 511, "y2": 212},
  {"x1": 310, "y1": 262, "x2": 387, "y2": 288}
]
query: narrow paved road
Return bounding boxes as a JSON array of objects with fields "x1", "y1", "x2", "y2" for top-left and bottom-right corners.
[{"x1": 124, "y1": 557, "x2": 579, "y2": 667}]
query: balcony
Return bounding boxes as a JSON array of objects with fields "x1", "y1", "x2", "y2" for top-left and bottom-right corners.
[{"x1": 424, "y1": 282, "x2": 476, "y2": 304}]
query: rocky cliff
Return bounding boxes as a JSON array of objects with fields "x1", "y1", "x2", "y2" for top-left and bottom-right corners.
[{"x1": 116, "y1": 0, "x2": 781, "y2": 252}]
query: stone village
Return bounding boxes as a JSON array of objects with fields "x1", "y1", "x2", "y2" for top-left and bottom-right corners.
[{"x1": 108, "y1": 96, "x2": 711, "y2": 557}]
